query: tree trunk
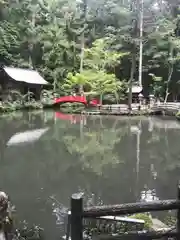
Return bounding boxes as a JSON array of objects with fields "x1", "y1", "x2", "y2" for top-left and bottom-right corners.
[
  {"x1": 79, "y1": 0, "x2": 87, "y2": 96},
  {"x1": 164, "y1": 41, "x2": 174, "y2": 103},
  {"x1": 128, "y1": 53, "x2": 136, "y2": 110},
  {"x1": 79, "y1": 32, "x2": 85, "y2": 95},
  {"x1": 128, "y1": 0, "x2": 137, "y2": 110},
  {"x1": 115, "y1": 91, "x2": 119, "y2": 104},
  {"x1": 80, "y1": 32, "x2": 84, "y2": 74},
  {"x1": 100, "y1": 94, "x2": 103, "y2": 105},
  {"x1": 53, "y1": 74, "x2": 57, "y2": 92},
  {"x1": 138, "y1": 0, "x2": 143, "y2": 88},
  {"x1": 29, "y1": 11, "x2": 36, "y2": 69},
  {"x1": 164, "y1": 65, "x2": 173, "y2": 103}
]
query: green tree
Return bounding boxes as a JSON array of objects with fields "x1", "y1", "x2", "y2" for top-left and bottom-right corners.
[
  {"x1": 88, "y1": 70, "x2": 122, "y2": 104},
  {"x1": 62, "y1": 71, "x2": 91, "y2": 94},
  {"x1": 84, "y1": 38, "x2": 127, "y2": 71},
  {"x1": 2, "y1": 0, "x2": 180, "y2": 102}
]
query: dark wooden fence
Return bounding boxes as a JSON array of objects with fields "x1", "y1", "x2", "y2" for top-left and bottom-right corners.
[{"x1": 69, "y1": 184, "x2": 180, "y2": 240}]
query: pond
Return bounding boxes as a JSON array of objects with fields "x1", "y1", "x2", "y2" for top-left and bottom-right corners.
[{"x1": 0, "y1": 110, "x2": 179, "y2": 239}]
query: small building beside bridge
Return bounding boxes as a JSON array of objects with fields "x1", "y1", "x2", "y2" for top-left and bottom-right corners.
[
  {"x1": 121, "y1": 85, "x2": 143, "y2": 104},
  {"x1": 128, "y1": 85, "x2": 143, "y2": 103},
  {"x1": 0, "y1": 66, "x2": 49, "y2": 101}
]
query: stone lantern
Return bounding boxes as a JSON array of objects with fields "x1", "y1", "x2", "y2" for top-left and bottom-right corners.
[
  {"x1": 138, "y1": 93, "x2": 144, "y2": 106},
  {"x1": 149, "y1": 94, "x2": 155, "y2": 107}
]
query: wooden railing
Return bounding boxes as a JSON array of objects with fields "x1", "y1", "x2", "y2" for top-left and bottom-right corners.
[
  {"x1": 98, "y1": 104, "x2": 147, "y2": 112},
  {"x1": 69, "y1": 184, "x2": 180, "y2": 240},
  {"x1": 151, "y1": 103, "x2": 180, "y2": 111},
  {"x1": 96, "y1": 102, "x2": 180, "y2": 114}
]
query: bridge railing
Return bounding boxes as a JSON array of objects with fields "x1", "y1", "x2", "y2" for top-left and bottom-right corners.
[
  {"x1": 69, "y1": 184, "x2": 180, "y2": 240},
  {"x1": 99, "y1": 103, "x2": 180, "y2": 113},
  {"x1": 152, "y1": 103, "x2": 180, "y2": 110},
  {"x1": 99, "y1": 104, "x2": 148, "y2": 112}
]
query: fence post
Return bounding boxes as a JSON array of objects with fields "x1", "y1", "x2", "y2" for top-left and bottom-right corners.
[
  {"x1": 71, "y1": 193, "x2": 83, "y2": 240},
  {"x1": 65, "y1": 211, "x2": 71, "y2": 240},
  {"x1": 177, "y1": 182, "x2": 180, "y2": 239}
]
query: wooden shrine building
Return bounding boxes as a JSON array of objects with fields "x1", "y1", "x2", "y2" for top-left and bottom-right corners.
[{"x1": 0, "y1": 66, "x2": 49, "y2": 100}]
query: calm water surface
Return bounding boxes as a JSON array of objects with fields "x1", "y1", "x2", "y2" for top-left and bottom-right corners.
[{"x1": 0, "y1": 111, "x2": 179, "y2": 239}]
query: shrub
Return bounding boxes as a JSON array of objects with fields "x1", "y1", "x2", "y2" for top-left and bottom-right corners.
[{"x1": 130, "y1": 213, "x2": 153, "y2": 230}]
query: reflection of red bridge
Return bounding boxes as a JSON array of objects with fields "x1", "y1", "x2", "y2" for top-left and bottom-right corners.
[
  {"x1": 54, "y1": 96, "x2": 100, "y2": 106},
  {"x1": 55, "y1": 112, "x2": 87, "y2": 125}
]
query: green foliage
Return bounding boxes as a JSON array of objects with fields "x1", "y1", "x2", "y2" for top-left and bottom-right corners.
[
  {"x1": 88, "y1": 70, "x2": 122, "y2": 104},
  {"x1": 40, "y1": 89, "x2": 56, "y2": 106},
  {"x1": 24, "y1": 100, "x2": 43, "y2": 109},
  {"x1": 62, "y1": 69, "x2": 122, "y2": 104},
  {"x1": 130, "y1": 213, "x2": 153, "y2": 230},
  {"x1": 176, "y1": 111, "x2": 180, "y2": 120},
  {"x1": 0, "y1": 90, "x2": 45, "y2": 112},
  {"x1": 84, "y1": 38, "x2": 128, "y2": 71},
  {"x1": 103, "y1": 94, "x2": 118, "y2": 104},
  {"x1": 163, "y1": 214, "x2": 176, "y2": 227},
  {"x1": 62, "y1": 36, "x2": 125, "y2": 101},
  {"x1": 60, "y1": 102, "x2": 85, "y2": 113},
  {"x1": 62, "y1": 71, "x2": 91, "y2": 93},
  {"x1": 149, "y1": 73, "x2": 164, "y2": 97},
  {"x1": 0, "y1": 101, "x2": 43, "y2": 112},
  {"x1": 17, "y1": 224, "x2": 43, "y2": 240},
  {"x1": 1, "y1": 0, "x2": 180, "y2": 103}
]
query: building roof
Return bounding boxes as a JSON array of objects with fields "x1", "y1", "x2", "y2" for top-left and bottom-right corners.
[
  {"x1": 127, "y1": 86, "x2": 142, "y2": 93},
  {"x1": 3, "y1": 66, "x2": 49, "y2": 85}
]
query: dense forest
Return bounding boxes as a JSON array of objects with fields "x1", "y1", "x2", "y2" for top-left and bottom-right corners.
[{"x1": 1, "y1": 0, "x2": 180, "y2": 105}]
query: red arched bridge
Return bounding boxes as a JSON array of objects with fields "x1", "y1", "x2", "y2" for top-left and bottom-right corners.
[{"x1": 54, "y1": 96, "x2": 100, "y2": 106}]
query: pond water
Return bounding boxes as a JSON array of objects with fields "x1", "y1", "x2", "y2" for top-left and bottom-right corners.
[{"x1": 0, "y1": 110, "x2": 180, "y2": 239}]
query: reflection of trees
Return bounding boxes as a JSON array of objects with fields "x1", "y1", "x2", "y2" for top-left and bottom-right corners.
[
  {"x1": 63, "y1": 127, "x2": 127, "y2": 175},
  {"x1": 1, "y1": 112, "x2": 180, "y2": 237},
  {"x1": 139, "y1": 117, "x2": 180, "y2": 201},
  {"x1": 43, "y1": 116, "x2": 152, "y2": 204}
]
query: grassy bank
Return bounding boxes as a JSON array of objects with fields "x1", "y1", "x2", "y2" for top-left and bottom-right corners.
[
  {"x1": 0, "y1": 100, "x2": 54, "y2": 113},
  {"x1": 0, "y1": 101, "x2": 43, "y2": 113}
]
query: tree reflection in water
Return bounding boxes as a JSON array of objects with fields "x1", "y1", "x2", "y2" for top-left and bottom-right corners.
[{"x1": 0, "y1": 112, "x2": 179, "y2": 238}]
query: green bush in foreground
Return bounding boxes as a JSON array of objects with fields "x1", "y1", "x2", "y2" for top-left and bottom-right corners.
[
  {"x1": 130, "y1": 213, "x2": 153, "y2": 230},
  {"x1": 16, "y1": 224, "x2": 43, "y2": 240},
  {"x1": 163, "y1": 214, "x2": 176, "y2": 227},
  {"x1": 176, "y1": 111, "x2": 180, "y2": 118}
]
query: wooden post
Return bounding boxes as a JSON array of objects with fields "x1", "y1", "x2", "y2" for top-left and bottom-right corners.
[
  {"x1": 66, "y1": 211, "x2": 71, "y2": 240},
  {"x1": 71, "y1": 193, "x2": 83, "y2": 240},
  {"x1": 177, "y1": 182, "x2": 180, "y2": 239}
]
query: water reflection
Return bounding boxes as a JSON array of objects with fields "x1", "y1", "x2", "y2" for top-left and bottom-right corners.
[
  {"x1": 0, "y1": 111, "x2": 179, "y2": 238},
  {"x1": 7, "y1": 128, "x2": 49, "y2": 146}
]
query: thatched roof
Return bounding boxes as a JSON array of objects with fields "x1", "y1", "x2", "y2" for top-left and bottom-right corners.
[{"x1": 3, "y1": 66, "x2": 48, "y2": 85}]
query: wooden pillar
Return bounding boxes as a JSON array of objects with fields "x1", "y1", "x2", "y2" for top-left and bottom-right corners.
[
  {"x1": 177, "y1": 182, "x2": 180, "y2": 239},
  {"x1": 66, "y1": 211, "x2": 71, "y2": 240},
  {"x1": 71, "y1": 193, "x2": 83, "y2": 240}
]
